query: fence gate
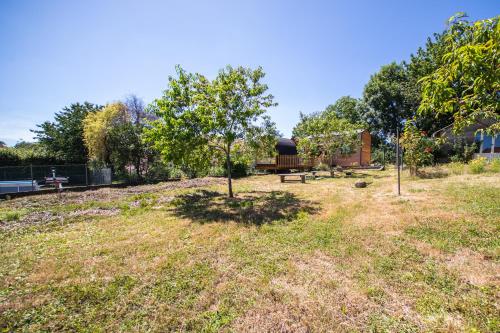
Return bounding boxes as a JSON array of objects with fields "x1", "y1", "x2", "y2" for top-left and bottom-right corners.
[{"x1": 91, "y1": 168, "x2": 112, "y2": 185}]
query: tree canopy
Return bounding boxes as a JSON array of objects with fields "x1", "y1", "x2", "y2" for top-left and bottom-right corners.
[
  {"x1": 145, "y1": 65, "x2": 278, "y2": 197},
  {"x1": 293, "y1": 108, "x2": 362, "y2": 167},
  {"x1": 83, "y1": 102, "x2": 129, "y2": 166},
  {"x1": 32, "y1": 102, "x2": 102, "y2": 163},
  {"x1": 418, "y1": 14, "x2": 499, "y2": 135},
  {"x1": 324, "y1": 96, "x2": 368, "y2": 126},
  {"x1": 363, "y1": 62, "x2": 418, "y2": 138}
]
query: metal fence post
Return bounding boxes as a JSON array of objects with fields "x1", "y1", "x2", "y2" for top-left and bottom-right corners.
[
  {"x1": 30, "y1": 164, "x2": 34, "y2": 191},
  {"x1": 85, "y1": 164, "x2": 89, "y2": 186}
]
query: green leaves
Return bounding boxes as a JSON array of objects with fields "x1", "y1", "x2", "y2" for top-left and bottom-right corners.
[
  {"x1": 32, "y1": 102, "x2": 102, "y2": 163},
  {"x1": 418, "y1": 14, "x2": 499, "y2": 135},
  {"x1": 400, "y1": 122, "x2": 437, "y2": 175},
  {"x1": 363, "y1": 62, "x2": 418, "y2": 138},
  {"x1": 293, "y1": 109, "x2": 362, "y2": 162},
  {"x1": 144, "y1": 65, "x2": 278, "y2": 195}
]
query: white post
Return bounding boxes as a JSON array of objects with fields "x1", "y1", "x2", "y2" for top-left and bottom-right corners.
[
  {"x1": 480, "y1": 132, "x2": 484, "y2": 153},
  {"x1": 491, "y1": 134, "x2": 495, "y2": 155}
]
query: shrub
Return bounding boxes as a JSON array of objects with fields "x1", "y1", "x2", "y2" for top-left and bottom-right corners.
[
  {"x1": 400, "y1": 122, "x2": 437, "y2": 176},
  {"x1": 316, "y1": 162, "x2": 330, "y2": 171},
  {"x1": 489, "y1": 158, "x2": 500, "y2": 173},
  {"x1": 448, "y1": 162, "x2": 466, "y2": 175},
  {"x1": 1, "y1": 210, "x2": 21, "y2": 222},
  {"x1": 468, "y1": 157, "x2": 487, "y2": 174},
  {"x1": 449, "y1": 138, "x2": 477, "y2": 163},
  {"x1": 208, "y1": 166, "x2": 226, "y2": 177}
]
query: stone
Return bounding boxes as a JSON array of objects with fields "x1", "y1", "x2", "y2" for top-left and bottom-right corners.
[{"x1": 355, "y1": 181, "x2": 367, "y2": 188}]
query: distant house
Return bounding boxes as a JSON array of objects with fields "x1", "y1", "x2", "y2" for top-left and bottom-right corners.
[
  {"x1": 432, "y1": 119, "x2": 499, "y2": 159},
  {"x1": 255, "y1": 129, "x2": 371, "y2": 171}
]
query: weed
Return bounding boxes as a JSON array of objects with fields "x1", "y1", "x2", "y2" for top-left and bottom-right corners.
[{"x1": 468, "y1": 157, "x2": 487, "y2": 174}]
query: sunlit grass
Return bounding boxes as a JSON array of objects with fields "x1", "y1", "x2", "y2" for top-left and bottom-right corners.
[{"x1": 0, "y1": 169, "x2": 499, "y2": 332}]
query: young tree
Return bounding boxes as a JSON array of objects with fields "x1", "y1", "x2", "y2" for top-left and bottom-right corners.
[
  {"x1": 400, "y1": 122, "x2": 436, "y2": 176},
  {"x1": 418, "y1": 14, "x2": 499, "y2": 135},
  {"x1": 293, "y1": 111, "x2": 362, "y2": 172},
  {"x1": 145, "y1": 65, "x2": 277, "y2": 197},
  {"x1": 32, "y1": 102, "x2": 102, "y2": 163}
]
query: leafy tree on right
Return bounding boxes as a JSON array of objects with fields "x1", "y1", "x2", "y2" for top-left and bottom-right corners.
[{"x1": 418, "y1": 13, "x2": 499, "y2": 135}]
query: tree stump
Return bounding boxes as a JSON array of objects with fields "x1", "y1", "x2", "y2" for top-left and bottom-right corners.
[{"x1": 355, "y1": 181, "x2": 367, "y2": 188}]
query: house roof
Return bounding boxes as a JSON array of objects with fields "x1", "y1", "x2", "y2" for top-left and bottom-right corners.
[
  {"x1": 432, "y1": 119, "x2": 497, "y2": 138},
  {"x1": 276, "y1": 138, "x2": 298, "y2": 155}
]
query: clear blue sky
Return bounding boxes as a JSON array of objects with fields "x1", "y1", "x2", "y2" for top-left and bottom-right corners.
[{"x1": 0, "y1": 0, "x2": 498, "y2": 146}]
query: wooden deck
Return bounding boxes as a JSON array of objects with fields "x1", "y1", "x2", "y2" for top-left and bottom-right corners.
[
  {"x1": 255, "y1": 155, "x2": 316, "y2": 171},
  {"x1": 255, "y1": 155, "x2": 367, "y2": 171}
]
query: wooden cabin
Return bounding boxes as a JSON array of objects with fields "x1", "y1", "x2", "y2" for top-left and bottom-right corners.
[{"x1": 255, "y1": 130, "x2": 371, "y2": 171}]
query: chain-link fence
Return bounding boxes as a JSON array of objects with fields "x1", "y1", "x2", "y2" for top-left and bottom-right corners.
[{"x1": 0, "y1": 164, "x2": 112, "y2": 194}]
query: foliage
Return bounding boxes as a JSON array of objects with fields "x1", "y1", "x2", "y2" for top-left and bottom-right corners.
[
  {"x1": 418, "y1": 14, "x2": 499, "y2": 135},
  {"x1": 0, "y1": 142, "x2": 64, "y2": 166},
  {"x1": 490, "y1": 158, "x2": 500, "y2": 173},
  {"x1": 468, "y1": 157, "x2": 487, "y2": 174},
  {"x1": 83, "y1": 102, "x2": 129, "y2": 166},
  {"x1": 145, "y1": 65, "x2": 278, "y2": 197},
  {"x1": 363, "y1": 62, "x2": 419, "y2": 138},
  {"x1": 400, "y1": 122, "x2": 436, "y2": 176},
  {"x1": 449, "y1": 137, "x2": 477, "y2": 163},
  {"x1": 371, "y1": 144, "x2": 395, "y2": 165},
  {"x1": 406, "y1": 32, "x2": 455, "y2": 134},
  {"x1": 293, "y1": 110, "x2": 362, "y2": 166},
  {"x1": 32, "y1": 102, "x2": 102, "y2": 163},
  {"x1": 107, "y1": 121, "x2": 144, "y2": 177},
  {"x1": 324, "y1": 96, "x2": 368, "y2": 126},
  {"x1": 447, "y1": 161, "x2": 466, "y2": 175}
]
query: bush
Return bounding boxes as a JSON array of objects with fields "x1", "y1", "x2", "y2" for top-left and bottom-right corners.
[
  {"x1": 448, "y1": 162, "x2": 466, "y2": 175},
  {"x1": 230, "y1": 161, "x2": 248, "y2": 178},
  {"x1": 489, "y1": 158, "x2": 500, "y2": 173},
  {"x1": 400, "y1": 122, "x2": 436, "y2": 176},
  {"x1": 0, "y1": 145, "x2": 65, "y2": 166},
  {"x1": 371, "y1": 146, "x2": 395, "y2": 165},
  {"x1": 208, "y1": 166, "x2": 226, "y2": 177},
  {"x1": 449, "y1": 138, "x2": 477, "y2": 163},
  {"x1": 468, "y1": 157, "x2": 487, "y2": 174},
  {"x1": 316, "y1": 162, "x2": 330, "y2": 171}
]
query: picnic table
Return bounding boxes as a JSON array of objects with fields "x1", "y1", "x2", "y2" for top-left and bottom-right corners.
[{"x1": 279, "y1": 173, "x2": 306, "y2": 183}]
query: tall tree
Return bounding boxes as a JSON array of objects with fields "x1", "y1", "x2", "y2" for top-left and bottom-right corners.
[
  {"x1": 83, "y1": 102, "x2": 129, "y2": 167},
  {"x1": 293, "y1": 110, "x2": 362, "y2": 170},
  {"x1": 324, "y1": 96, "x2": 367, "y2": 125},
  {"x1": 145, "y1": 65, "x2": 277, "y2": 197},
  {"x1": 418, "y1": 14, "x2": 499, "y2": 134},
  {"x1": 406, "y1": 32, "x2": 454, "y2": 134},
  {"x1": 362, "y1": 62, "x2": 418, "y2": 139},
  {"x1": 32, "y1": 102, "x2": 102, "y2": 163}
]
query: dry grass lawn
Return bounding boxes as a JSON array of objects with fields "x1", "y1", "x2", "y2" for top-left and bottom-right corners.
[{"x1": 0, "y1": 168, "x2": 499, "y2": 332}]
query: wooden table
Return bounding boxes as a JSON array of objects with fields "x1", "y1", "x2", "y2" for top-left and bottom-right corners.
[{"x1": 279, "y1": 173, "x2": 306, "y2": 183}]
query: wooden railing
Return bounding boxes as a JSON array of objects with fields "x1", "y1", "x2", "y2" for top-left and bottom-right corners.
[{"x1": 276, "y1": 155, "x2": 315, "y2": 169}]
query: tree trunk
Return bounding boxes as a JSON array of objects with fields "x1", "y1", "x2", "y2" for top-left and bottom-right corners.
[
  {"x1": 226, "y1": 146, "x2": 233, "y2": 198},
  {"x1": 134, "y1": 157, "x2": 141, "y2": 181}
]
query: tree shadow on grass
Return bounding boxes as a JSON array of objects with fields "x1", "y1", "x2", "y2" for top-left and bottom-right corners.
[{"x1": 170, "y1": 190, "x2": 320, "y2": 225}]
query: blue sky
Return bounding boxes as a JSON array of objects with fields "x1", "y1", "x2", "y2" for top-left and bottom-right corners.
[{"x1": 0, "y1": 0, "x2": 498, "y2": 146}]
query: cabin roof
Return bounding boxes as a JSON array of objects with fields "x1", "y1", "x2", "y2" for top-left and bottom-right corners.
[{"x1": 276, "y1": 138, "x2": 298, "y2": 155}]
